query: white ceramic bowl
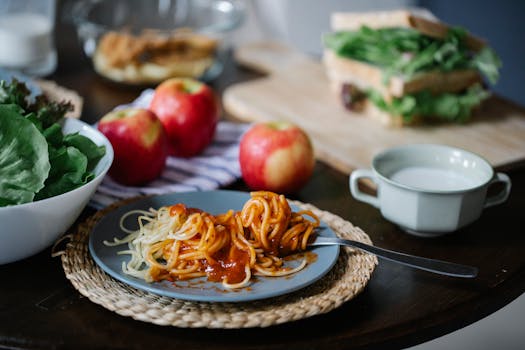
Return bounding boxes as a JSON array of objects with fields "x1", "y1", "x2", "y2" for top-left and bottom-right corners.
[{"x1": 0, "y1": 118, "x2": 113, "y2": 264}]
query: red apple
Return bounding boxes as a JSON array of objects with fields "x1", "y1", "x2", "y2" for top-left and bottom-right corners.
[
  {"x1": 149, "y1": 78, "x2": 219, "y2": 157},
  {"x1": 97, "y1": 108, "x2": 169, "y2": 185},
  {"x1": 239, "y1": 121, "x2": 315, "y2": 194}
]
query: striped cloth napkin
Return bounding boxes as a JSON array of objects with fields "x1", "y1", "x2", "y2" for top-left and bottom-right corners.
[{"x1": 90, "y1": 89, "x2": 250, "y2": 209}]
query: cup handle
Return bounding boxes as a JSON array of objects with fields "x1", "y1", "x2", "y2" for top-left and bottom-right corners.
[
  {"x1": 484, "y1": 172, "x2": 512, "y2": 208},
  {"x1": 349, "y1": 169, "x2": 380, "y2": 208}
]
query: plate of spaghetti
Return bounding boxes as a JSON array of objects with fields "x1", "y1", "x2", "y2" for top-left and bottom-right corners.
[{"x1": 88, "y1": 190, "x2": 340, "y2": 302}]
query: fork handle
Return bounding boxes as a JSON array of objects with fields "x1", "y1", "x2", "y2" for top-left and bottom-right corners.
[{"x1": 316, "y1": 237, "x2": 478, "y2": 278}]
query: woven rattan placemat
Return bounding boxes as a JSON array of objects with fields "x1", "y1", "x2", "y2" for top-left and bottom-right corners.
[{"x1": 57, "y1": 197, "x2": 377, "y2": 328}]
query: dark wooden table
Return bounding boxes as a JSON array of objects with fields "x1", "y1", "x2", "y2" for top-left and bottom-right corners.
[{"x1": 1, "y1": 6, "x2": 524, "y2": 350}]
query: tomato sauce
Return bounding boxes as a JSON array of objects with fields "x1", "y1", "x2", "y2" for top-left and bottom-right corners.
[
  {"x1": 206, "y1": 245, "x2": 250, "y2": 284},
  {"x1": 169, "y1": 203, "x2": 203, "y2": 217}
]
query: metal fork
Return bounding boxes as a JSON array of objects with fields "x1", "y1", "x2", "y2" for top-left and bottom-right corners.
[{"x1": 309, "y1": 236, "x2": 478, "y2": 278}]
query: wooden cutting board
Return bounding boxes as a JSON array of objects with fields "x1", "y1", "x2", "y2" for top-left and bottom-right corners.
[{"x1": 223, "y1": 42, "x2": 525, "y2": 174}]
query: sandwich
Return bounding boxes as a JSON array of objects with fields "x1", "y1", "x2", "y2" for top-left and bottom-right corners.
[{"x1": 322, "y1": 9, "x2": 502, "y2": 126}]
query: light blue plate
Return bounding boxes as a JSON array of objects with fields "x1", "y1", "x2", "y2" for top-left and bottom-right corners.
[{"x1": 88, "y1": 190, "x2": 340, "y2": 302}]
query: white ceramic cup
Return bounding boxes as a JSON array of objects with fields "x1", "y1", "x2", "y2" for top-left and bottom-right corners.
[{"x1": 349, "y1": 144, "x2": 511, "y2": 237}]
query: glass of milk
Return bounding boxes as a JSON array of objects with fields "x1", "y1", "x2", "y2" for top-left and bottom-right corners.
[{"x1": 0, "y1": 0, "x2": 57, "y2": 76}]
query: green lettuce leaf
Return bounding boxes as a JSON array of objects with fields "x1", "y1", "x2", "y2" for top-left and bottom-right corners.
[
  {"x1": 0, "y1": 78, "x2": 73, "y2": 128},
  {"x1": 42, "y1": 122, "x2": 63, "y2": 146},
  {"x1": 472, "y1": 47, "x2": 502, "y2": 84},
  {"x1": 0, "y1": 105, "x2": 50, "y2": 205},
  {"x1": 323, "y1": 26, "x2": 501, "y2": 85},
  {"x1": 367, "y1": 84, "x2": 490, "y2": 123},
  {"x1": 0, "y1": 80, "x2": 31, "y2": 108},
  {"x1": 34, "y1": 146, "x2": 89, "y2": 200},
  {"x1": 63, "y1": 132, "x2": 106, "y2": 172}
]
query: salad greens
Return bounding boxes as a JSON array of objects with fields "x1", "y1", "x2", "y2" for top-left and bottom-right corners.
[
  {"x1": 0, "y1": 105, "x2": 50, "y2": 206},
  {"x1": 0, "y1": 79, "x2": 105, "y2": 207},
  {"x1": 323, "y1": 26, "x2": 502, "y2": 84},
  {"x1": 367, "y1": 84, "x2": 490, "y2": 123}
]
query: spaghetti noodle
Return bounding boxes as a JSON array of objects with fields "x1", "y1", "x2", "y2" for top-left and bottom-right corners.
[{"x1": 104, "y1": 191, "x2": 320, "y2": 289}]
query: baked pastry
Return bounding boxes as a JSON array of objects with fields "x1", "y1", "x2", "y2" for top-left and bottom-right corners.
[{"x1": 93, "y1": 29, "x2": 218, "y2": 85}]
